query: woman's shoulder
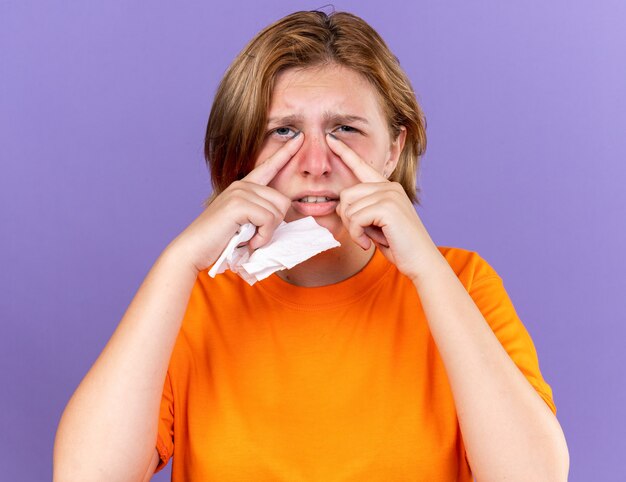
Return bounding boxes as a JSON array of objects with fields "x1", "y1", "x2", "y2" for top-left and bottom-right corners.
[{"x1": 436, "y1": 246, "x2": 502, "y2": 289}]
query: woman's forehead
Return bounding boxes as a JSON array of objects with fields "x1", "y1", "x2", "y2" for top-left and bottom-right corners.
[{"x1": 268, "y1": 65, "x2": 387, "y2": 123}]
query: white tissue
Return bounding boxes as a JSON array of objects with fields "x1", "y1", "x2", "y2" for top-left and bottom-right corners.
[{"x1": 208, "y1": 216, "x2": 340, "y2": 285}]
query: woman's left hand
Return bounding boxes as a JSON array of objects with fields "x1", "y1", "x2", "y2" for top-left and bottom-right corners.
[{"x1": 326, "y1": 133, "x2": 441, "y2": 283}]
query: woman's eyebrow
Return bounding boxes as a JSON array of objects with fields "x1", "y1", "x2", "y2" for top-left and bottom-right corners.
[
  {"x1": 267, "y1": 114, "x2": 303, "y2": 126},
  {"x1": 324, "y1": 113, "x2": 370, "y2": 125}
]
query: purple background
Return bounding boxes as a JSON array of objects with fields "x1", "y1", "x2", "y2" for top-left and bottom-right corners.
[{"x1": 1, "y1": 1, "x2": 625, "y2": 480}]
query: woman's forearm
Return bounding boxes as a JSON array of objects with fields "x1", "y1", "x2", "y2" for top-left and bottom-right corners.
[
  {"x1": 413, "y1": 254, "x2": 569, "y2": 482},
  {"x1": 53, "y1": 243, "x2": 199, "y2": 482}
]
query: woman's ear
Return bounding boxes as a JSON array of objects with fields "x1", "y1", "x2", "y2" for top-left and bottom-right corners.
[{"x1": 383, "y1": 126, "x2": 407, "y2": 178}]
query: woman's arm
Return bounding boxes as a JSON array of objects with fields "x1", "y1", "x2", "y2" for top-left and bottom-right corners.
[
  {"x1": 53, "y1": 134, "x2": 303, "y2": 482},
  {"x1": 329, "y1": 133, "x2": 569, "y2": 481},
  {"x1": 53, "y1": 244, "x2": 199, "y2": 482},
  {"x1": 412, "y1": 254, "x2": 569, "y2": 482}
]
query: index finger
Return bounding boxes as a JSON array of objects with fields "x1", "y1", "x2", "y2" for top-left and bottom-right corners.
[
  {"x1": 326, "y1": 133, "x2": 387, "y2": 183},
  {"x1": 243, "y1": 131, "x2": 304, "y2": 185}
]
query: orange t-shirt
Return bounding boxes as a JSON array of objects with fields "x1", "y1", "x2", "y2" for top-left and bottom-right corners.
[{"x1": 156, "y1": 247, "x2": 556, "y2": 481}]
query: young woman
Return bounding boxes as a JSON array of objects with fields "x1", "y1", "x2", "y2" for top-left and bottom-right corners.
[{"x1": 54, "y1": 10, "x2": 569, "y2": 481}]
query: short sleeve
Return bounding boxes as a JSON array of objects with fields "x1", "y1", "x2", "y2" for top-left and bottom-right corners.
[
  {"x1": 155, "y1": 371, "x2": 175, "y2": 472},
  {"x1": 467, "y1": 256, "x2": 557, "y2": 415}
]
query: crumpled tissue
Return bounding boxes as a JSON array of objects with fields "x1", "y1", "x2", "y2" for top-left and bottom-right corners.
[{"x1": 208, "y1": 216, "x2": 340, "y2": 285}]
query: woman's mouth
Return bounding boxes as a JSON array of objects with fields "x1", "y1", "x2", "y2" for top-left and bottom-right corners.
[
  {"x1": 292, "y1": 194, "x2": 339, "y2": 217},
  {"x1": 297, "y1": 196, "x2": 334, "y2": 203}
]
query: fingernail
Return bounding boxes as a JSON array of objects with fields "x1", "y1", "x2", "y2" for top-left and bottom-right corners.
[
  {"x1": 327, "y1": 132, "x2": 338, "y2": 140},
  {"x1": 290, "y1": 130, "x2": 301, "y2": 139}
]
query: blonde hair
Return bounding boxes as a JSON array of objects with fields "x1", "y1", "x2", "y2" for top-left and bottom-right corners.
[{"x1": 205, "y1": 10, "x2": 427, "y2": 204}]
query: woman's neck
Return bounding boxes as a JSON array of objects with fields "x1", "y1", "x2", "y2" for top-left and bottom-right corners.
[{"x1": 275, "y1": 238, "x2": 375, "y2": 287}]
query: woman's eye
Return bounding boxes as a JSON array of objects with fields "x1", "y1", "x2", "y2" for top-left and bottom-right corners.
[
  {"x1": 333, "y1": 125, "x2": 358, "y2": 134},
  {"x1": 271, "y1": 127, "x2": 296, "y2": 138}
]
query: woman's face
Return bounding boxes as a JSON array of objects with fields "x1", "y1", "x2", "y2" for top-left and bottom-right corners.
[{"x1": 254, "y1": 64, "x2": 404, "y2": 238}]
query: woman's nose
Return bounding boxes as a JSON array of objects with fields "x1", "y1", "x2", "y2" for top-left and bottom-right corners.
[{"x1": 294, "y1": 133, "x2": 333, "y2": 177}]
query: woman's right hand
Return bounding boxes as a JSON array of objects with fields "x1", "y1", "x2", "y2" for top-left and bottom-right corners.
[{"x1": 168, "y1": 132, "x2": 304, "y2": 273}]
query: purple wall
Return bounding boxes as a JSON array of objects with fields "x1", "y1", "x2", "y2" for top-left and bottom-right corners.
[{"x1": 2, "y1": 1, "x2": 624, "y2": 480}]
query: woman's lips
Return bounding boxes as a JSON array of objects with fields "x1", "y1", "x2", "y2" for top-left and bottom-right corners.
[{"x1": 292, "y1": 198, "x2": 339, "y2": 217}]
